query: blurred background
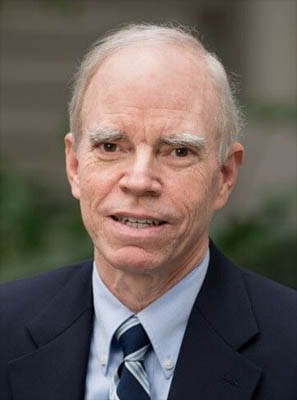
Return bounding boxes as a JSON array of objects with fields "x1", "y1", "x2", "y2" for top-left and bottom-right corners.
[{"x1": 0, "y1": 0, "x2": 296, "y2": 287}]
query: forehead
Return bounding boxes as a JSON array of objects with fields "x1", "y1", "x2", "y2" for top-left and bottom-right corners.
[{"x1": 81, "y1": 44, "x2": 219, "y2": 136}]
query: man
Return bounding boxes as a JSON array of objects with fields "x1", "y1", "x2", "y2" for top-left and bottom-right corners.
[{"x1": 1, "y1": 24, "x2": 296, "y2": 400}]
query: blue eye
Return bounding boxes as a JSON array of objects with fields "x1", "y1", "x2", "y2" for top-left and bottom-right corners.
[
  {"x1": 175, "y1": 147, "x2": 189, "y2": 157},
  {"x1": 102, "y1": 143, "x2": 117, "y2": 152}
]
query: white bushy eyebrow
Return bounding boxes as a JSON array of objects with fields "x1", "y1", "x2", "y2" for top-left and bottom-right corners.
[
  {"x1": 87, "y1": 125, "x2": 125, "y2": 146},
  {"x1": 86, "y1": 125, "x2": 207, "y2": 152},
  {"x1": 160, "y1": 133, "x2": 207, "y2": 151}
]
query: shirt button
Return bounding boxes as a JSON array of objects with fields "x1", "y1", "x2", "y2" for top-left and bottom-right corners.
[
  {"x1": 163, "y1": 359, "x2": 175, "y2": 370},
  {"x1": 100, "y1": 354, "x2": 107, "y2": 366}
]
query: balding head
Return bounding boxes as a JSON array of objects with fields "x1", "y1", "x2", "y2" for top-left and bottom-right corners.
[
  {"x1": 81, "y1": 44, "x2": 219, "y2": 150},
  {"x1": 69, "y1": 24, "x2": 243, "y2": 163}
]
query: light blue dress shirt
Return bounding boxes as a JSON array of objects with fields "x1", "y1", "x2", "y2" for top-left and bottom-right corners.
[{"x1": 85, "y1": 249, "x2": 209, "y2": 400}]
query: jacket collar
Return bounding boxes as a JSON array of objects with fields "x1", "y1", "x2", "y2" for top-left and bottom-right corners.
[
  {"x1": 168, "y1": 242, "x2": 262, "y2": 400},
  {"x1": 196, "y1": 241, "x2": 259, "y2": 350},
  {"x1": 9, "y1": 261, "x2": 94, "y2": 400}
]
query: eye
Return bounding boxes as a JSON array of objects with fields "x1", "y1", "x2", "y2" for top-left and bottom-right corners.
[
  {"x1": 101, "y1": 142, "x2": 117, "y2": 152},
  {"x1": 174, "y1": 147, "x2": 190, "y2": 157}
]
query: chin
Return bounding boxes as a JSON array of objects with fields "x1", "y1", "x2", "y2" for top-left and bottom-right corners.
[{"x1": 100, "y1": 246, "x2": 164, "y2": 274}]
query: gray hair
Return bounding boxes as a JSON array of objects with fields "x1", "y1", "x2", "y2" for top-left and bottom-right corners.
[{"x1": 69, "y1": 23, "x2": 243, "y2": 163}]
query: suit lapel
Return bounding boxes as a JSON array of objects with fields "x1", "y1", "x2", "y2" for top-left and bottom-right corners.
[
  {"x1": 8, "y1": 262, "x2": 94, "y2": 400},
  {"x1": 168, "y1": 243, "x2": 262, "y2": 400}
]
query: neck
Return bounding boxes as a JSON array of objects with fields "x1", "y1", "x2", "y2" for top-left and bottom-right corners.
[{"x1": 94, "y1": 241, "x2": 208, "y2": 313}]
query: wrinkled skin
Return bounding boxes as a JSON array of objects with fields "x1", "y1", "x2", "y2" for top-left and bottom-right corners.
[{"x1": 65, "y1": 45, "x2": 243, "y2": 310}]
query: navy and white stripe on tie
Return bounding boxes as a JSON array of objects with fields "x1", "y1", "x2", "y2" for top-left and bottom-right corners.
[{"x1": 109, "y1": 315, "x2": 151, "y2": 400}]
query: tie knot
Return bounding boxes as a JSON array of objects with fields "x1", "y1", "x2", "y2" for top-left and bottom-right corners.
[{"x1": 116, "y1": 316, "x2": 150, "y2": 359}]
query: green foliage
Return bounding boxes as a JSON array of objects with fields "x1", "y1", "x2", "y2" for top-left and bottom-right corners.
[
  {"x1": 0, "y1": 167, "x2": 296, "y2": 289},
  {"x1": 213, "y1": 192, "x2": 297, "y2": 289},
  {"x1": 0, "y1": 167, "x2": 92, "y2": 282}
]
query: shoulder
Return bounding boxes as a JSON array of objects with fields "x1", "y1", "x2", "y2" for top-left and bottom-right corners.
[
  {"x1": 0, "y1": 261, "x2": 93, "y2": 397},
  {"x1": 0, "y1": 260, "x2": 93, "y2": 324},
  {"x1": 208, "y1": 243, "x2": 297, "y2": 394},
  {"x1": 239, "y1": 268, "x2": 297, "y2": 396},
  {"x1": 210, "y1": 241, "x2": 296, "y2": 316},
  {"x1": 241, "y1": 265, "x2": 296, "y2": 306},
  {"x1": 240, "y1": 266, "x2": 297, "y2": 332},
  {"x1": 223, "y1": 252, "x2": 297, "y2": 370},
  {"x1": 209, "y1": 241, "x2": 297, "y2": 345}
]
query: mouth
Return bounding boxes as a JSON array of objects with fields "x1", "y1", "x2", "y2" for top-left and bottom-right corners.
[{"x1": 111, "y1": 215, "x2": 167, "y2": 229}]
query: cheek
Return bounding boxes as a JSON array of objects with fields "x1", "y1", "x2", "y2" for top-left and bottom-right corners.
[
  {"x1": 77, "y1": 162, "x2": 108, "y2": 229},
  {"x1": 169, "y1": 166, "x2": 215, "y2": 217},
  {"x1": 78, "y1": 156, "x2": 114, "y2": 203}
]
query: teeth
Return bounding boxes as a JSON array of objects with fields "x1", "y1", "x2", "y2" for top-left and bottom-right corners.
[{"x1": 115, "y1": 216, "x2": 162, "y2": 228}]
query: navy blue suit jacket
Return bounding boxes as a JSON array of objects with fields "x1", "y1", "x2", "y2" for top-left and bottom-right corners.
[{"x1": 1, "y1": 243, "x2": 296, "y2": 399}]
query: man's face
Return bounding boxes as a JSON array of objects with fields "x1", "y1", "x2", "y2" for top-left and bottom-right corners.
[{"x1": 66, "y1": 45, "x2": 239, "y2": 278}]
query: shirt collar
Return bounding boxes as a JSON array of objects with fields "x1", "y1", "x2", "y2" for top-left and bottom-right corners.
[
  {"x1": 92, "y1": 249, "x2": 209, "y2": 377},
  {"x1": 137, "y1": 249, "x2": 209, "y2": 378},
  {"x1": 92, "y1": 266, "x2": 133, "y2": 374}
]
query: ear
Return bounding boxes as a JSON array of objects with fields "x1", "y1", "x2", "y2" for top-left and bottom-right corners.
[
  {"x1": 65, "y1": 133, "x2": 80, "y2": 200},
  {"x1": 214, "y1": 142, "x2": 244, "y2": 211}
]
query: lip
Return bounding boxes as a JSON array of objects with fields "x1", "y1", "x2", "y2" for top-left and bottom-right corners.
[
  {"x1": 109, "y1": 211, "x2": 167, "y2": 223},
  {"x1": 106, "y1": 212, "x2": 172, "y2": 239}
]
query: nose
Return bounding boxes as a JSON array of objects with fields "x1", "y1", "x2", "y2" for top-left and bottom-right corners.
[{"x1": 119, "y1": 148, "x2": 162, "y2": 197}]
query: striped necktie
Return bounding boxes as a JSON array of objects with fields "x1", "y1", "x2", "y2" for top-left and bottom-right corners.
[{"x1": 109, "y1": 315, "x2": 151, "y2": 400}]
